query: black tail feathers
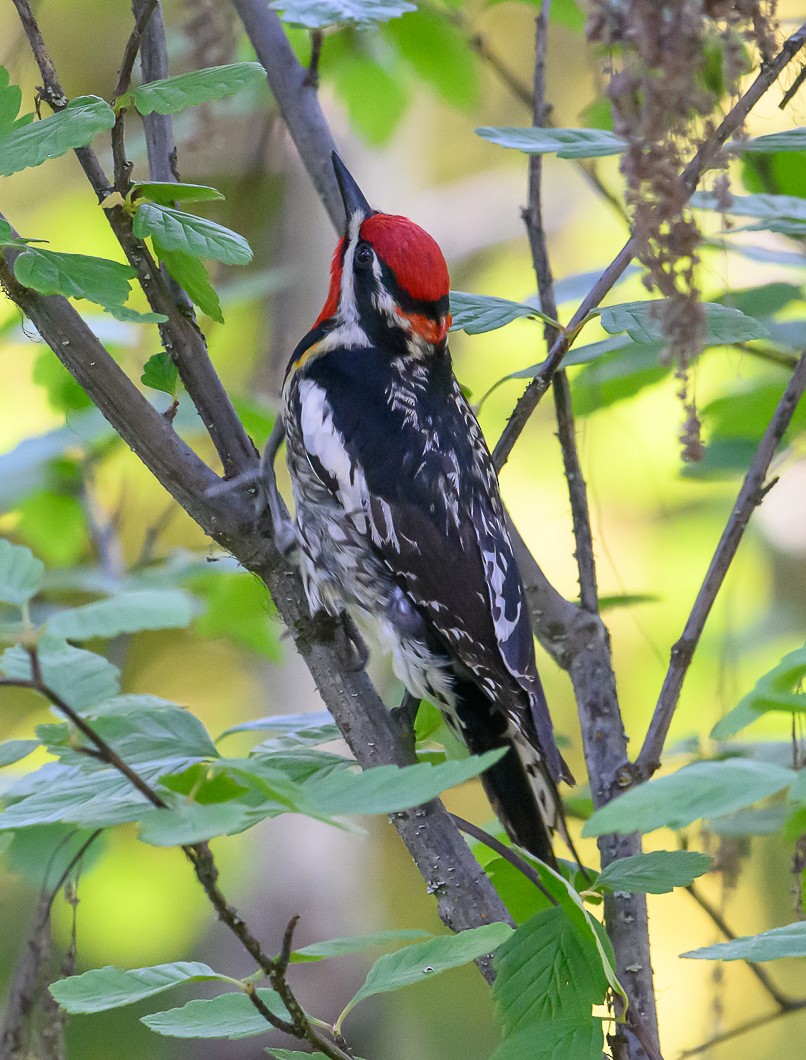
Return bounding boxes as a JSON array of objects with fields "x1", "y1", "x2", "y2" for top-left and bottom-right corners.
[{"x1": 452, "y1": 680, "x2": 568, "y2": 866}]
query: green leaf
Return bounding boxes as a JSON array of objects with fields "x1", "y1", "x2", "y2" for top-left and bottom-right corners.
[
  {"x1": 476, "y1": 126, "x2": 626, "y2": 159},
  {"x1": 449, "y1": 291, "x2": 558, "y2": 334},
  {"x1": 692, "y1": 191, "x2": 806, "y2": 235},
  {"x1": 142, "y1": 351, "x2": 179, "y2": 397},
  {"x1": 304, "y1": 749, "x2": 506, "y2": 816},
  {"x1": 153, "y1": 242, "x2": 224, "y2": 323},
  {"x1": 290, "y1": 929, "x2": 431, "y2": 963},
  {"x1": 270, "y1": 1053, "x2": 368, "y2": 1060},
  {"x1": 130, "y1": 63, "x2": 265, "y2": 116},
  {"x1": 384, "y1": 11, "x2": 478, "y2": 110},
  {"x1": 132, "y1": 181, "x2": 225, "y2": 205},
  {"x1": 485, "y1": 857, "x2": 554, "y2": 925},
  {"x1": 339, "y1": 923, "x2": 513, "y2": 1022},
  {"x1": 13, "y1": 248, "x2": 135, "y2": 308},
  {"x1": 142, "y1": 989, "x2": 290, "y2": 1038},
  {"x1": 492, "y1": 907, "x2": 607, "y2": 1035},
  {"x1": 593, "y1": 850, "x2": 712, "y2": 894},
  {"x1": 582, "y1": 760, "x2": 796, "y2": 837},
  {"x1": 682, "y1": 921, "x2": 806, "y2": 962},
  {"x1": 133, "y1": 203, "x2": 253, "y2": 265},
  {"x1": 103, "y1": 304, "x2": 168, "y2": 324},
  {"x1": 716, "y1": 282, "x2": 803, "y2": 319},
  {"x1": 190, "y1": 571, "x2": 280, "y2": 659},
  {"x1": 270, "y1": 0, "x2": 415, "y2": 29},
  {"x1": 138, "y1": 801, "x2": 255, "y2": 846},
  {"x1": 706, "y1": 806, "x2": 791, "y2": 836},
  {"x1": 572, "y1": 342, "x2": 668, "y2": 417},
  {"x1": 0, "y1": 96, "x2": 115, "y2": 177},
  {"x1": 46, "y1": 589, "x2": 194, "y2": 640},
  {"x1": 61, "y1": 709, "x2": 218, "y2": 764},
  {"x1": 1, "y1": 640, "x2": 120, "y2": 710},
  {"x1": 490, "y1": 1017, "x2": 604, "y2": 1060},
  {"x1": 50, "y1": 962, "x2": 228, "y2": 1013},
  {"x1": 0, "y1": 765, "x2": 153, "y2": 830},
  {"x1": 0, "y1": 539, "x2": 44, "y2": 607},
  {"x1": 0, "y1": 73, "x2": 23, "y2": 133},
  {"x1": 732, "y1": 644, "x2": 806, "y2": 716},
  {"x1": 219, "y1": 711, "x2": 335, "y2": 740},
  {"x1": 329, "y1": 46, "x2": 409, "y2": 147},
  {"x1": 599, "y1": 299, "x2": 769, "y2": 344},
  {"x1": 0, "y1": 739, "x2": 39, "y2": 767},
  {"x1": 734, "y1": 128, "x2": 806, "y2": 153}
]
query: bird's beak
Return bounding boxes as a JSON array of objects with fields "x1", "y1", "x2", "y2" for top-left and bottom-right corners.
[{"x1": 332, "y1": 152, "x2": 372, "y2": 233}]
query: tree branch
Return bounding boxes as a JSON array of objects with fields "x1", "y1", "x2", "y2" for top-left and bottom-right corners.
[
  {"x1": 636, "y1": 352, "x2": 806, "y2": 778},
  {"x1": 492, "y1": 21, "x2": 806, "y2": 472}
]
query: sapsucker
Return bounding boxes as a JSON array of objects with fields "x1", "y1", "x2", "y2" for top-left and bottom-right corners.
[{"x1": 280, "y1": 153, "x2": 572, "y2": 862}]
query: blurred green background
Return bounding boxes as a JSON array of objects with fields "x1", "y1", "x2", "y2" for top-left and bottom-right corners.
[{"x1": 1, "y1": 1, "x2": 805, "y2": 1057}]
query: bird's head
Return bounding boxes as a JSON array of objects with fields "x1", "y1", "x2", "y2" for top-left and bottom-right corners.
[{"x1": 314, "y1": 153, "x2": 451, "y2": 353}]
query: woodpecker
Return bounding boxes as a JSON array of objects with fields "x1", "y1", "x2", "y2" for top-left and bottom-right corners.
[{"x1": 280, "y1": 153, "x2": 572, "y2": 862}]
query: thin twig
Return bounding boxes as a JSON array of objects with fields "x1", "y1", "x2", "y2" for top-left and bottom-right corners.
[
  {"x1": 114, "y1": 0, "x2": 158, "y2": 99},
  {"x1": 677, "y1": 1001, "x2": 806, "y2": 1059},
  {"x1": 636, "y1": 352, "x2": 806, "y2": 778},
  {"x1": 492, "y1": 22, "x2": 806, "y2": 472},
  {"x1": 1, "y1": 653, "x2": 352, "y2": 1059},
  {"x1": 450, "y1": 814, "x2": 558, "y2": 907}
]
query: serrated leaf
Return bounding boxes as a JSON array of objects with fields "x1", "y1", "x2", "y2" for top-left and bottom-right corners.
[
  {"x1": 1, "y1": 641, "x2": 120, "y2": 710},
  {"x1": 63, "y1": 709, "x2": 218, "y2": 765},
  {"x1": 449, "y1": 290, "x2": 558, "y2": 335},
  {"x1": 734, "y1": 128, "x2": 806, "y2": 153},
  {"x1": 490, "y1": 1017, "x2": 604, "y2": 1060},
  {"x1": 132, "y1": 181, "x2": 225, "y2": 205},
  {"x1": 131, "y1": 63, "x2": 265, "y2": 116},
  {"x1": 304, "y1": 749, "x2": 506, "y2": 816},
  {"x1": 82, "y1": 694, "x2": 182, "y2": 719},
  {"x1": 340, "y1": 923, "x2": 513, "y2": 1022},
  {"x1": 219, "y1": 711, "x2": 335, "y2": 740},
  {"x1": 142, "y1": 988, "x2": 290, "y2": 1038},
  {"x1": 290, "y1": 929, "x2": 431, "y2": 963},
  {"x1": 0, "y1": 96, "x2": 115, "y2": 177},
  {"x1": 49, "y1": 962, "x2": 227, "y2": 1013},
  {"x1": 476, "y1": 126, "x2": 626, "y2": 159},
  {"x1": 582, "y1": 759, "x2": 796, "y2": 837},
  {"x1": 13, "y1": 248, "x2": 135, "y2": 308},
  {"x1": 0, "y1": 766, "x2": 153, "y2": 830},
  {"x1": 46, "y1": 589, "x2": 194, "y2": 640},
  {"x1": 138, "y1": 801, "x2": 255, "y2": 846},
  {"x1": 492, "y1": 907, "x2": 607, "y2": 1035},
  {"x1": 0, "y1": 739, "x2": 39, "y2": 767},
  {"x1": 599, "y1": 299, "x2": 769, "y2": 344},
  {"x1": 271, "y1": 0, "x2": 415, "y2": 29},
  {"x1": 682, "y1": 921, "x2": 806, "y2": 962},
  {"x1": 153, "y1": 241, "x2": 223, "y2": 323},
  {"x1": 593, "y1": 850, "x2": 712, "y2": 894},
  {"x1": 142, "y1": 351, "x2": 179, "y2": 396},
  {"x1": 0, "y1": 539, "x2": 44, "y2": 606},
  {"x1": 133, "y1": 203, "x2": 252, "y2": 265}
]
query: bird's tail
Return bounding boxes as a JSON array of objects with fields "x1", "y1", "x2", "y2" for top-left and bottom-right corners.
[{"x1": 452, "y1": 680, "x2": 569, "y2": 866}]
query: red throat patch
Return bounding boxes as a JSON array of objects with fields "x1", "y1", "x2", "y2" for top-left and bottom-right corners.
[
  {"x1": 313, "y1": 236, "x2": 346, "y2": 328},
  {"x1": 360, "y1": 214, "x2": 450, "y2": 305}
]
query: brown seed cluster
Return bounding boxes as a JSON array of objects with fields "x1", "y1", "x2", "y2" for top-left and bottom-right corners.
[{"x1": 587, "y1": 0, "x2": 778, "y2": 460}]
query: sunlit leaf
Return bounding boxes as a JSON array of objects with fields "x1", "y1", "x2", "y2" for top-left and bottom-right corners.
[
  {"x1": 0, "y1": 96, "x2": 115, "y2": 177},
  {"x1": 13, "y1": 248, "x2": 135, "y2": 307},
  {"x1": 476, "y1": 126, "x2": 626, "y2": 159},
  {"x1": 593, "y1": 850, "x2": 712, "y2": 894},
  {"x1": 682, "y1": 921, "x2": 806, "y2": 962},
  {"x1": 153, "y1": 241, "x2": 224, "y2": 322},
  {"x1": 50, "y1": 962, "x2": 227, "y2": 1013},
  {"x1": 1, "y1": 640, "x2": 120, "y2": 710},
  {"x1": 133, "y1": 203, "x2": 253, "y2": 265},
  {"x1": 270, "y1": 0, "x2": 415, "y2": 28},
  {"x1": 449, "y1": 291, "x2": 558, "y2": 334},
  {"x1": 583, "y1": 760, "x2": 795, "y2": 837},
  {"x1": 340, "y1": 923, "x2": 513, "y2": 1021},
  {"x1": 599, "y1": 299, "x2": 769, "y2": 344},
  {"x1": 46, "y1": 589, "x2": 195, "y2": 640},
  {"x1": 132, "y1": 181, "x2": 225, "y2": 205},
  {"x1": 0, "y1": 539, "x2": 44, "y2": 607},
  {"x1": 384, "y1": 11, "x2": 478, "y2": 109},
  {"x1": 290, "y1": 929, "x2": 431, "y2": 962},
  {"x1": 142, "y1": 351, "x2": 179, "y2": 397},
  {"x1": 304, "y1": 749, "x2": 506, "y2": 816},
  {"x1": 129, "y1": 63, "x2": 265, "y2": 116},
  {"x1": 0, "y1": 739, "x2": 39, "y2": 767},
  {"x1": 489, "y1": 1018, "x2": 604, "y2": 1060}
]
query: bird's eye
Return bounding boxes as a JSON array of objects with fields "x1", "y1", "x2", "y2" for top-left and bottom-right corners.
[{"x1": 354, "y1": 242, "x2": 373, "y2": 269}]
